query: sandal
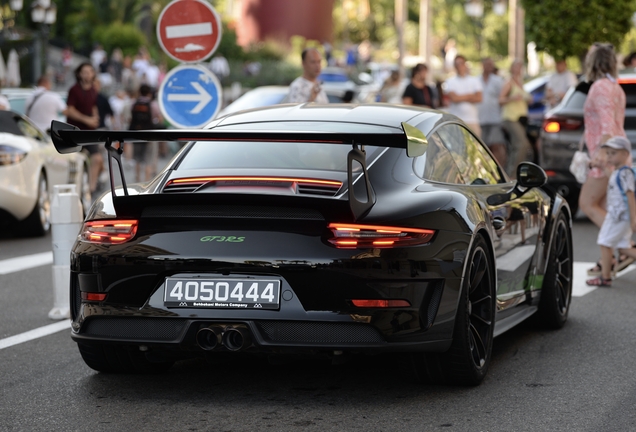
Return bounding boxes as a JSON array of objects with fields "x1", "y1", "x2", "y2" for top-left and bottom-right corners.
[
  {"x1": 586, "y1": 277, "x2": 612, "y2": 287},
  {"x1": 587, "y1": 261, "x2": 616, "y2": 276},
  {"x1": 616, "y1": 255, "x2": 636, "y2": 272}
]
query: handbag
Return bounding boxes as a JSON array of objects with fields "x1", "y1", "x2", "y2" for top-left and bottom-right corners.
[{"x1": 569, "y1": 136, "x2": 590, "y2": 184}]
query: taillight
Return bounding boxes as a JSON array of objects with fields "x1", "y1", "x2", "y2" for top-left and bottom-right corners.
[
  {"x1": 81, "y1": 220, "x2": 138, "y2": 244},
  {"x1": 543, "y1": 117, "x2": 582, "y2": 133},
  {"x1": 328, "y1": 223, "x2": 435, "y2": 249},
  {"x1": 351, "y1": 299, "x2": 411, "y2": 308},
  {"x1": 81, "y1": 292, "x2": 107, "y2": 301}
]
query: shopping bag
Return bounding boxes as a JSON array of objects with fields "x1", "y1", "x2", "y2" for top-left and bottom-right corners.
[{"x1": 569, "y1": 138, "x2": 589, "y2": 184}]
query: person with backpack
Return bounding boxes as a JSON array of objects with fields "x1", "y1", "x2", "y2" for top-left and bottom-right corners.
[
  {"x1": 586, "y1": 136, "x2": 636, "y2": 287},
  {"x1": 129, "y1": 84, "x2": 163, "y2": 182},
  {"x1": 25, "y1": 75, "x2": 67, "y2": 133}
]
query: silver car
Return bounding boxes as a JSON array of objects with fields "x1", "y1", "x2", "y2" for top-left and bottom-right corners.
[{"x1": 538, "y1": 72, "x2": 636, "y2": 214}]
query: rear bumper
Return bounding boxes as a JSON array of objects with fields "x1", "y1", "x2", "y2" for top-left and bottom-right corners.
[{"x1": 70, "y1": 316, "x2": 454, "y2": 354}]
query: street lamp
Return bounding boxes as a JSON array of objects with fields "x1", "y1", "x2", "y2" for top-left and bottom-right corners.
[{"x1": 30, "y1": 0, "x2": 56, "y2": 83}]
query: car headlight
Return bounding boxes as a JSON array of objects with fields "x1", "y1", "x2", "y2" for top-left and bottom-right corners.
[{"x1": 0, "y1": 144, "x2": 27, "y2": 165}]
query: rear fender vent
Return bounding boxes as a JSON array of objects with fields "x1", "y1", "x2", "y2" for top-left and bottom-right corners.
[{"x1": 163, "y1": 176, "x2": 342, "y2": 197}]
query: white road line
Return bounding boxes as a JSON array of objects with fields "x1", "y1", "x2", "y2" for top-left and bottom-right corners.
[
  {"x1": 0, "y1": 320, "x2": 70, "y2": 350},
  {"x1": 573, "y1": 261, "x2": 636, "y2": 297},
  {"x1": 0, "y1": 251, "x2": 53, "y2": 275}
]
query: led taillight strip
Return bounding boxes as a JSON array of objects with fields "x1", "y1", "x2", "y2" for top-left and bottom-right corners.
[
  {"x1": 166, "y1": 176, "x2": 342, "y2": 187},
  {"x1": 328, "y1": 223, "x2": 435, "y2": 249},
  {"x1": 81, "y1": 220, "x2": 138, "y2": 244},
  {"x1": 351, "y1": 299, "x2": 411, "y2": 308}
]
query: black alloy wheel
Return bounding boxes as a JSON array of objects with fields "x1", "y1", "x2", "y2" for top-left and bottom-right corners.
[
  {"x1": 537, "y1": 212, "x2": 572, "y2": 328},
  {"x1": 409, "y1": 235, "x2": 495, "y2": 386}
]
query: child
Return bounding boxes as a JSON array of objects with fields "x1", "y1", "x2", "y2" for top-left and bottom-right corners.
[{"x1": 586, "y1": 136, "x2": 636, "y2": 287}]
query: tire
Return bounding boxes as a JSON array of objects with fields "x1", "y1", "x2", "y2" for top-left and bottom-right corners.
[
  {"x1": 536, "y1": 212, "x2": 572, "y2": 329},
  {"x1": 410, "y1": 235, "x2": 495, "y2": 386},
  {"x1": 78, "y1": 343, "x2": 175, "y2": 374},
  {"x1": 20, "y1": 173, "x2": 50, "y2": 236}
]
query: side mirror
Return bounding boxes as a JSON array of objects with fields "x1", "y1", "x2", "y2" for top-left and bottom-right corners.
[
  {"x1": 516, "y1": 162, "x2": 547, "y2": 189},
  {"x1": 487, "y1": 162, "x2": 547, "y2": 206}
]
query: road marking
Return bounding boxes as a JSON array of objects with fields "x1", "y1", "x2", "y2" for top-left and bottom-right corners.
[
  {"x1": 573, "y1": 261, "x2": 636, "y2": 297},
  {"x1": 0, "y1": 319, "x2": 70, "y2": 350},
  {"x1": 0, "y1": 251, "x2": 53, "y2": 275}
]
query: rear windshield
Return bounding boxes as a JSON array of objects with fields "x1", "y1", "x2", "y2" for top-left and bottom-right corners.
[
  {"x1": 179, "y1": 141, "x2": 384, "y2": 171},
  {"x1": 563, "y1": 82, "x2": 636, "y2": 109}
]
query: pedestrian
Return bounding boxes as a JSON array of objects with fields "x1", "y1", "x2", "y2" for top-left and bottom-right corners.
[
  {"x1": 108, "y1": 89, "x2": 129, "y2": 131},
  {"x1": 478, "y1": 57, "x2": 507, "y2": 167},
  {"x1": 445, "y1": 54, "x2": 483, "y2": 136},
  {"x1": 90, "y1": 43, "x2": 106, "y2": 71},
  {"x1": 66, "y1": 62, "x2": 101, "y2": 194},
  {"x1": 209, "y1": 54, "x2": 230, "y2": 82},
  {"x1": 129, "y1": 84, "x2": 162, "y2": 182},
  {"x1": 24, "y1": 75, "x2": 67, "y2": 133},
  {"x1": 579, "y1": 43, "x2": 633, "y2": 276},
  {"x1": 585, "y1": 136, "x2": 636, "y2": 287},
  {"x1": 287, "y1": 47, "x2": 329, "y2": 104},
  {"x1": 402, "y1": 63, "x2": 436, "y2": 108},
  {"x1": 545, "y1": 59, "x2": 577, "y2": 109},
  {"x1": 94, "y1": 78, "x2": 113, "y2": 129},
  {"x1": 499, "y1": 60, "x2": 532, "y2": 175},
  {"x1": 379, "y1": 70, "x2": 402, "y2": 103}
]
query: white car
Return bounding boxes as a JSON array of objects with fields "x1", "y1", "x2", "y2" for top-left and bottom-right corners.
[{"x1": 0, "y1": 110, "x2": 90, "y2": 236}]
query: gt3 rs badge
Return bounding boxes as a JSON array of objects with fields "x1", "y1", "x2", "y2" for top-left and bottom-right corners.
[{"x1": 200, "y1": 236, "x2": 245, "y2": 242}]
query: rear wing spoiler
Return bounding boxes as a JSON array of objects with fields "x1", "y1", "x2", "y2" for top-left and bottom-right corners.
[{"x1": 50, "y1": 120, "x2": 428, "y2": 220}]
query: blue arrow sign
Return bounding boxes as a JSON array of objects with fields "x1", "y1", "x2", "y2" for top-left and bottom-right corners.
[{"x1": 158, "y1": 64, "x2": 222, "y2": 129}]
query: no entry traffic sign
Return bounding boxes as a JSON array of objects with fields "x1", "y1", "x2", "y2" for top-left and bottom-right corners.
[
  {"x1": 157, "y1": 0, "x2": 222, "y2": 63},
  {"x1": 158, "y1": 64, "x2": 223, "y2": 129}
]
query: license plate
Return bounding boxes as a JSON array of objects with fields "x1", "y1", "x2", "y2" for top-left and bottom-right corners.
[{"x1": 164, "y1": 278, "x2": 280, "y2": 309}]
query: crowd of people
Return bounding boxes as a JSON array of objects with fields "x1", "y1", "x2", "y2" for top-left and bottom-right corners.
[
  {"x1": 10, "y1": 41, "x2": 636, "y2": 287},
  {"x1": 287, "y1": 43, "x2": 636, "y2": 287}
]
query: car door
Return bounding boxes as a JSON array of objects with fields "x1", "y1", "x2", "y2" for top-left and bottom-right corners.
[{"x1": 435, "y1": 123, "x2": 547, "y2": 309}]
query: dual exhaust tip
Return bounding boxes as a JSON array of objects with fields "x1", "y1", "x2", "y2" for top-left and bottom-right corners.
[{"x1": 196, "y1": 325, "x2": 251, "y2": 352}]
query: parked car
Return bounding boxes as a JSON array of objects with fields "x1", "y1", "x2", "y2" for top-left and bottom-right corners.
[
  {"x1": 217, "y1": 85, "x2": 365, "y2": 119},
  {"x1": 51, "y1": 103, "x2": 572, "y2": 385},
  {"x1": 0, "y1": 110, "x2": 90, "y2": 236},
  {"x1": 523, "y1": 74, "x2": 550, "y2": 146},
  {"x1": 538, "y1": 72, "x2": 636, "y2": 214},
  {"x1": 319, "y1": 66, "x2": 379, "y2": 102},
  {"x1": 217, "y1": 86, "x2": 289, "y2": 117}
]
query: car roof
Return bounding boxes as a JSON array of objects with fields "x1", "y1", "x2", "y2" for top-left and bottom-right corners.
[{"x1": 210, "y1": 103, "x2": 449, "y2": 132}]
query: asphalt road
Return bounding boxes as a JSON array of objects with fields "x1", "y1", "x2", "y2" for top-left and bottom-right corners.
[{"x1": 1, "y1": 215, "x2": 636, "y2": 431}]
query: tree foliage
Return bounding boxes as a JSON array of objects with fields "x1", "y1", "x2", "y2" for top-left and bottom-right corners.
[{"x1": 522, "y1": 0, "x2": 636, "y2": 60}]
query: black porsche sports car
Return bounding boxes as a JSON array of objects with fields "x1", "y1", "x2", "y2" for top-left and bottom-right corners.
[{"x1": 51, "y1": 103, "x2": 573, "y2": 386}]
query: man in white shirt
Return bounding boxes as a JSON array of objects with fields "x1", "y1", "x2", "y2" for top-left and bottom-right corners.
[
  {"x1": 546, "y1": 60, "x2": 577, "y2": 108},
  {"x1": 445, "y1": 55, "x2": 483, "y2": 137},
  {"x1": 478, "y1": 57, "x2": 506, "y2": 166},
  {"x1": 24, "y1": 76, "x2": 67, "y2": 133},
  {"x1": 287, "y1": 48, "x2": 329, "y2": 104}
]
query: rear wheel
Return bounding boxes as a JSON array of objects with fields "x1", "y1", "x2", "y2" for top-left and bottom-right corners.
[
  {"x1": 410, "y1": 235, "x2": 495, "y2": 386},
  {"x1": 78, "y1": 343, "x2": 175, "y2": 374},
  {"x1": 536, "y1": 212, "x2": 572, "y2": 329},
  {"x1": 20, "y1": 173, "x2": 50, "y2": 236}
]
